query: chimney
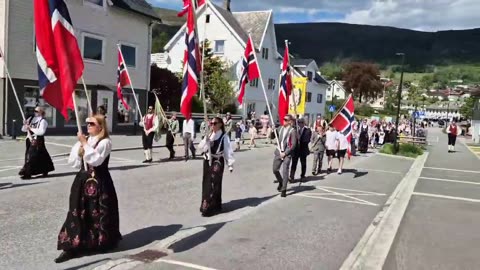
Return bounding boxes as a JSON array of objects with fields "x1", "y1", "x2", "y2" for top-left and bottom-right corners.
[{"x1": 223, "y1": 0, "x2": 231, "y2": 12}]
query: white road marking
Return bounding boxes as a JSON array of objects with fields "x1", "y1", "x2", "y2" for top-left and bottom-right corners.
[
  {"x1": 111, "y1": 156, "x2": 139, "y2": 162},
  {"x1": 295, "y1": 194, "x2": 378, "y2": 206},
  {"x1": 45, "y1": 142, "x2": 72, "y2": 148},
  {"x1": 316, "y1": 186, "x2": 387, "y2": 195},
  {"x1": 156, "y1": 259, "x2": 218, "y2": 270},
  {"x1": 294, "y1": 186, "x2": 386, "y2": 206},
  {"x1": 420, "y1": 177, "x2": 480, "y2": 186},
  {"x1": 316, "y1": 187, "x2": 379, "y2": 206},
  {"x1": 413, "y1": 192, "x2": 480, "y2": 203},
  {"x1": 355, "y1": 168, "x2": 403, "y2": 174},
  {"x1": 0, "y1": 166, "x2": 22, "y2": 172},
  {"x1": 423, "y1": 167, "x2": 480, "y2": 174}
]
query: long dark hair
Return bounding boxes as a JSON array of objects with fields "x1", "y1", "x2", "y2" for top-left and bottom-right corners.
[{"x1": 213, "y1": 117, "x2": 225, "y2": 133}]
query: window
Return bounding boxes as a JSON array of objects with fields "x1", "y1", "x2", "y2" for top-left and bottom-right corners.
[
  {"x1": 120, "y1": 44, "x2": 136, "y2": 67},
  {"x1": 24, "y1": 87, "x2": 56, "y2": 127},
  {"x1": 307, "y1": 71, "x2": 313, "y2": 82},
  {"x1": 206, "y1": 14, "x2": 211, "y2": 23},
  {"x1": 65, "y1": 90, "x2": 91, "y2": 126},
  {"x1": 267, "y1": 79, "x2": 276, "y2": 90},
  {"x1": 250, "y1": 78, "x2": 259, "y2": 88},
  {"x1": 262, "y1": 48, "x2": 269, "y2": 59},
  {"x1": 214, "y1": 40, "x2": 225, "y2": 54},
  {"x1": 117, "y1": 92, "x2": 139, "y2": 124},
  {"x1": 83, "y1": 34, "x2": 104, "y2": 62},
  {"x1": 317, "y1": 93, "x2": 323, "y2": 103},
  {"x1": 84, "y1": 0, "x2": 104, "y2": 7},
  {"x1": 306, "y1": 92, "x2": 312, "y2": 102}
]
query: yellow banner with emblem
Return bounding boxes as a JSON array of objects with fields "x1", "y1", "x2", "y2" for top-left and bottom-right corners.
[{"x1": 289, "y1": 77, "x2": 307, "y2": 115}]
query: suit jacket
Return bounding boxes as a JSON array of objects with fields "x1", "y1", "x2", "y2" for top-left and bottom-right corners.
[
  {"x1": 295, "y1": 127, "x2": 312, "y2": 156},
  {"x1": 168, "y1": 119, "x2": 179, "y2": 134},
  {"x1": 310, "y1": 132, "x2": 326, "y2": 153},
  {"x1": 274, "y1": 126, "x2": 298, "y2": 157}
]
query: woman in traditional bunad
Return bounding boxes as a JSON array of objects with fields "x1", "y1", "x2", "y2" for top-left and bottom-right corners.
[
  {"x1": 198, "y1": 117, "x2": 234, "y2": 217},
  {"x1": 19, "y1": 106, "x2": 55, "y2": 179},
  {"x1": 55, "y1": 114, "x2": 121, "y2": 263}
]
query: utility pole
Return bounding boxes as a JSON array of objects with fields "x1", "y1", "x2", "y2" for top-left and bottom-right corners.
[{"x1": 394, "y1": 53, "x2": 405, "y2": 154}]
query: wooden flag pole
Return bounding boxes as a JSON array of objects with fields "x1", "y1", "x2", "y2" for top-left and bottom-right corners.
[
  {"x1": 117, "y1": 44, "x2": 143, "y2": 121},
  {"x1": 80, "y1": 76, "x2": 93, "y2": 115},
  {"x1": 249, "y1": 34, "x2": 281, "y2": 151},
  {"x1": 72, "y1": 91, "x2": 88, "y2": 170}
]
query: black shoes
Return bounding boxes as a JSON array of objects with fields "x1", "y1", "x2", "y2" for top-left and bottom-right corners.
[
  {"x1": 277, "y1": 183, "x2": 282, "y2": 192},
  {"x1": 281, "y1": 191, "x2": 287, "y2": 198},
  {"x1": 54, "y1": 251, "x2": 76, "y2": 263}
]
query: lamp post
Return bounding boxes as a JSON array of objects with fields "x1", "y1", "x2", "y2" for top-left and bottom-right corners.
[{"x1": 394, "y1": 53, "x2": 405, "y2": 154}]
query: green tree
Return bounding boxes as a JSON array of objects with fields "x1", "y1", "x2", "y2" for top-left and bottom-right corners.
[
  {"x1": 419, "y1": 74, "x2": 434, "y2": 90},
  {"x1": 460, "y1": 97, "x2": 477, "y2": 119},
  {"x1": 342, "y1": 62, "x2": 383, "y2": 103},
  {"x1": 320, "y1": 62, "x2": 343, "y2": 80},
  {"x1": 152, "y1": 32, "x2": 170, "y2": 53}
]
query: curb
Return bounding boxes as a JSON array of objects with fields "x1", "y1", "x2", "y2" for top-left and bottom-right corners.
[{"x1": 339, "y1": 152, "x2": 428, "y2": 270}]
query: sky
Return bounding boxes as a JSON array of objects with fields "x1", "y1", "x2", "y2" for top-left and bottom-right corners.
[{"x1": 147, "y1": 0, "x2": 480, "y2": 32}]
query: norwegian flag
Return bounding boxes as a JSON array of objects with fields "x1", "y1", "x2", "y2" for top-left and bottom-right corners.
[
  {"x1": 117, "y1": 49, "x2": 131, "y2": 110},
  {"x1": 178, "y1": 0, "x2": 205, "y2": 17},
  {"x1": 330, "y1": 94, "x2": 355, "y2": 159},
  {"x1": 279, "y1": 45, "x2": 292, "y2": 125},
  {"x1": 34, "y1": 0, "x2": 84, "y2": 119},
  {"x1": 237, "y1": 36, "x2": 260, "y2": 105},
  {"x1": 180, "y1": 2, "x2": 200, "y2": 119}
]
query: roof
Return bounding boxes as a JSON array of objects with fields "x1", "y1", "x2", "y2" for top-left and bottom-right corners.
[
  {"x1": 232, "y1": 11, "x2": 272, "y2": 48},
  {"x1": 111, "y1": 0, "x2": 160, "y2": 20},
  {"x1": 314, "y1": 73, "x2": 329, "y2": 85},
  {"x1": 211, "y1": 3, "x2": 249, "y2": 45},
  {"x1": 291, "y1": 58, "x2": 315, "y2": 67}
]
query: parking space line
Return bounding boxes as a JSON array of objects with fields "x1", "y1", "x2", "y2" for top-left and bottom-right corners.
[
  {"x1": 355, "y1": 168, "x2": 403, "y2": 174},
  {"x1": 156, "y1": 258, "x2": 217, "y2": 270},
  {"x1": 294, "y1": 194, "x2": 378, "y2": 206},
  {"x1": 423, "y1": 167, "x2": 480, "y2": 174},
  {"x1": 420, "y1": 177, "x2": 480, "y2": 186},
  {"x1": 316, "y1": 186, "x2": 387, "y2": 195},
  {"x1": 413, "y1": 192, "x2": 480, "y2": 203}
]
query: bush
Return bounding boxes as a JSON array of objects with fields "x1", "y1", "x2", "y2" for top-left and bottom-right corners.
[{"x1": 380, "y1": 143, "x2": 424, "y2": 158}]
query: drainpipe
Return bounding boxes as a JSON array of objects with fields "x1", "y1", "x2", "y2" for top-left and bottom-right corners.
[{"x1": 2, "y1": 0, "x2": 11, "y2": 136}]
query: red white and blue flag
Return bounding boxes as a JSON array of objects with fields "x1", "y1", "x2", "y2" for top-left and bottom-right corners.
[
  {"x1": 117, "y1": 49, "x2": 131, "y2": 110},
  {"x1": 34, "y1": 0, "x2": 84, "y2": 119},
  {"x1": 237, "y1": 36, "x2": 260, "y2": 105},
  {"x1": 180, "y1": 2, "x2": 200, "y2": 119},
  {"x1": 330, "y1": 94, "x2": 355, "y2": 159},
  {"x1": 178, "y1": 0, "x2": 205, "y2": 17},
  {"x1": 279, "y1": 45, "x2": 292, "y2": 125}
]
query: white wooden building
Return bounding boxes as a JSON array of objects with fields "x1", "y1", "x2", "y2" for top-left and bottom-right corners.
[{"x1": 163, "y1": 0, "x2": 282, "y2": 119}]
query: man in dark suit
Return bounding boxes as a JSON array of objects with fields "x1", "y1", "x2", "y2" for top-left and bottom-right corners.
[
  {"x1": 290, "y1": 118, "x2": 312, "y2": 181},
  {"x1": 272, "y1": 114, "x2": 298, "y2": 198}
]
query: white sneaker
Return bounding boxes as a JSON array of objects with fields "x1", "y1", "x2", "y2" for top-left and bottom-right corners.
[{"x1": 337, "y1": 169, "x2": 342, "y2": 175}]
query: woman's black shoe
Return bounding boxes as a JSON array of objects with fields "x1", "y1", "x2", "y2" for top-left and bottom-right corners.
[
  {"x1": 21, "y1": 175, "x2": 32, "y2": 180},
  {"x1": 281, "y1": 191, "x2": 287, "y2": 198},
  {"x1": 54, "y1": 251, "x2": 76, "y2": 263},
  {"x1": 42, "y1": 172, "x2": 49, "y2": 177}
]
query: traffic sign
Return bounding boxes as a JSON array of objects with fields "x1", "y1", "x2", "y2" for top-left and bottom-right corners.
[
  {"x1": 413, "y1": 111, "x2": 420, "y2": 118},
  {"x1": 328, "y1": 105, "x2": 336, "y2": 113}
]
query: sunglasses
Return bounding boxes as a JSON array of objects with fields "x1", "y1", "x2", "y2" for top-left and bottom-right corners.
[
  {"x1": 211, "y1": 122, "x2": 220, "y2": 125},
  {"x1": 87, "y1": 122, "x2": 97, "y2": 127},
  {"x1": 34, "y1": 110, "x2": 39, "y2": 113}
]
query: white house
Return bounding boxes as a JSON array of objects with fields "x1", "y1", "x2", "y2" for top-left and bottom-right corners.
[
  {"x1": 327, "y1": 80, "x2": 347, "y2": 101},
  {"x1": 163, "y1": 0, "x2": 282, "y2": 119},
  {"x1": 0, "y1": 0, "x2": 159, "y2": 135},
  {"x1": 290, "y1": 58, "x2": 328, "y2": 126}
]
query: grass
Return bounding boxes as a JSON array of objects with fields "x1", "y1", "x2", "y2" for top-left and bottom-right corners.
[{"x1": 380, "y1": 143, "x2": 424, "y2": 158}]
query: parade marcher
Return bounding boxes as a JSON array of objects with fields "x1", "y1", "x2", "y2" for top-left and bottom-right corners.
[
  {"x1": 182, "y1": 113, "x2": 196, "y2": 161},
  {"x1": 336, "y1": 131, "x2": 349, "y2": 175},
  {"x1": 272, "y1": 115, "x2": 298, "y2": 198},
  {"x1": 290, "y1": 118, "x2": 311, "y2": 181},
  {"x1": 358, "y1": 119, "x2": 369, "y2": 153},
  {"x1": 140, "y1": 106, "x2": 158, "y2": 163},
  {"x1": 310, "y1": 125, "x2": 326, "y2": 175},
  {"x1": 55, "y1": 115, "x2": 121, "y2": 263},
  {"x1": 200, "y1": 116, "x2": 209, "y2": 140},
  {"x1": 248, "y1": 122, "x2": 257, "y2": 148},
  {"x1": 19, "y1": 106, "x2": 55, "y2": 180},
  {"x1": 260, "y1": 111, "x2": 270, "y2": 136},
  {"x1": 447, "y1": 121, "x2": 461, "y2": 153},
  {"x1": 325, "y1": 125, "x2": 339, "y2": 173},
  {"x1": 315, "y1": 115, "x2": 327, "y2": 130},
  {"x1": 234, "y1": 122, "x2": 242, "y2": 151},
  {"x1": 224, "y1": 112, "x2": 233, "y2": 139},
  {"x1": 97, "y1": 105, "x2": 106, "y2": 117},
  {"x1": 166, "y1": 113, "x2": 179, "y2": 160},
  {"x1": 198, "y1": 117, "x2": 234, "y2": 217}
]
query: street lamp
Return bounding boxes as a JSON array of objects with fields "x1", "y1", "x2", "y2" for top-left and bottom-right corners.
[{"x1": 394, "y1": 53, "x2": 405, "y2": 154}]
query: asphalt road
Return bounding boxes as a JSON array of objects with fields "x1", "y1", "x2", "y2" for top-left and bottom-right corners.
[
  {"x1": 0, "y1": 135, "x2": 414, "y2": 270},
  {"x1": 385, "y1": 128, "x2": 480, "y2": 270}
]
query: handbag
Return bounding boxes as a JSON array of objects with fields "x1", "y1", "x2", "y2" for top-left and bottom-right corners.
[{"x1": 84, "y1": 171, "x2": 98, "y2": 197}]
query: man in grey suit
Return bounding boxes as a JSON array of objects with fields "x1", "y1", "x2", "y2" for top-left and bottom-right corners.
[{"x1": 272, "y1": 114, "x2": 298, "y2": 198}]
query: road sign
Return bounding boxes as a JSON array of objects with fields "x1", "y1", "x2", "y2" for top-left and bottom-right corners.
[
  {"x1": 419, "y1": 111, "x2": 425, "y2": 117},
  {"x1": 329, "y1": 105, "x2": 336, "y2": 113},
  {"x1": 413, "y1": 111, "x2": 420, "y2": 118}
]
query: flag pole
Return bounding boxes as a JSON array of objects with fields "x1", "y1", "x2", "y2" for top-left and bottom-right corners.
[
  {"x1": 249, "y1": 34, "x2": 281, "y2": 151},
  {"x1": 285, "y1": 40, "x2": 298, "y2": 122},
  {"x1": 117, "y1": 44, "x2": 143, "y2": 121},
  {"x1": 80, "y1": 76, "x2": 92, "y2": 115},
  {"x1": 72, "y1": 91, "x2": 88, "y2": 170}
]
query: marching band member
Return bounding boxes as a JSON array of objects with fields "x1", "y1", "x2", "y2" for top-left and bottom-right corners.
[
  {"x1": 198, "y1": 117, "x2": 234, "y2": 217},
  {"x1": 140, "y1": 106, "x2": 158, "y2": 163},
  {"x1": 447, "y1": 120, "x2": 461, "y2": 153},
  {"x1": 55, "y1": 114, "x2": 121, "y2": 263},
  {"x1": 19, "y1": 106, "x2": 55, "y2": 180}
]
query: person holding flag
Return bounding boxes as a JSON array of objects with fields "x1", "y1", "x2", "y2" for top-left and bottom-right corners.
[
  {"x1": 330, "y1": 94, "x2": 356, "y2": 162},
  {"x1": 140, "y1": 106, "x2": 159, "y2": 163},
  {"x1": 166, "y1": 113, "x2": 180, "y2": 160},
  {"x1": 272, "y1": 114, "x2": 297, "y2": 198}
]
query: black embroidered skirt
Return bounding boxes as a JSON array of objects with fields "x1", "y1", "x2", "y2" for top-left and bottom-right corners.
[{"x1": 200, "y1": 158, "x2": 225, "y2": 216}]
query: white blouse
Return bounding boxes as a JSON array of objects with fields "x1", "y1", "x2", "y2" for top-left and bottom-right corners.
[
  {"x1": 22, "y1": 116, "x2": 48, "y2": 137},
  {"x1": 198, "y1": 130, "x2": 235, "y2": 167},
  {"x1": 68, "y1": 136, "x2": 112, "y2": 169}
]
